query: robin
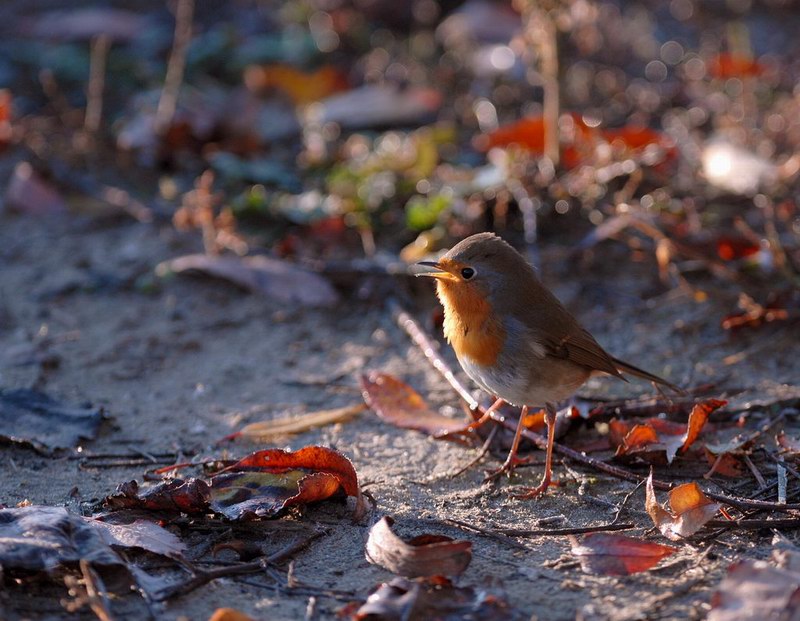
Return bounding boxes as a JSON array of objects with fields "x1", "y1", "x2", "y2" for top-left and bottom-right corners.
[{"x1": 416, "y1": 232, "x2": 680, "y2": 498}]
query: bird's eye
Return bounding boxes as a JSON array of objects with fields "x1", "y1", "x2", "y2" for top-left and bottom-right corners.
[{"x1": 460, "y1": 267, "x2": 475, "y2": 280}]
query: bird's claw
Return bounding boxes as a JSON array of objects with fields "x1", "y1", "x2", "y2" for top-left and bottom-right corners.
[
  {"x1": 511, "y1": 477, "x2": 555, "y2": 500},
  {"x1": 483, "y1": 455, "x2": 533, "y2": 483}
]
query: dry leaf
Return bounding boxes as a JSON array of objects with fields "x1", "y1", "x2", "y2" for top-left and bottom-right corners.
[
  {"x1": 244, "y1": 64, "x2": 349, "y2": 104},
  {"x1": 360, "y1": 372, "x2": 469, "y2": 438},
  {"x1": 156, "y1": 254, "x2": 339, "y2": 307},
  {"x1": 236, "y1": 403, "x2": 367, "y2": 441},
  {"x1": 645, "y1": 473, "x2": 721, "y2": 541},
  {"x1": 569, "y1": 532, "x2": 676, "y2": 576},
  {"x1": 709, "y1": 552, "x2": 800, "y2": 621},
  {"x1": 354, "y1": 575, "x2": 520, "y2": 620},
  {"x1": 366, "y1": 516, "x2": 472, "y2": 578},
  {"x1": 0, "y1": 387, "x2": 104, "y2": 452},
  {"x1": 86, "y1": 517, "x2": 185, "y2": 557},
  {"x1": 208, "y1": 609, "x2": 256, "y2": 621},
  {"x1": 210, "y1": 446, "x2": 363, "y2": 520}
]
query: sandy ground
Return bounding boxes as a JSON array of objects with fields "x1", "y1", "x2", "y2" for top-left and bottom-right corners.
[{"x1": 1, "y1": 211, "x2": 798, "y2": 620}]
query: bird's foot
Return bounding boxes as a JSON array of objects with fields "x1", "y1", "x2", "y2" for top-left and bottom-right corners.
[
  {"x1": 483, "y1": 454, "x2": 533, "y2": 483},
  {"x1": 511, "y1": 475, "x2": 555, "y2": 500},
  {"x1": 434, "y1": 417, "x2": 490, "y2": 440}
]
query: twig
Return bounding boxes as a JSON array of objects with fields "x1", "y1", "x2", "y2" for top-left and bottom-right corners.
[
  {"x1": 611, "y1": 479, "x2": 645, "y2": 525},
  {"x1": 706, "y1": 518, "x2": 800, "y2": 530},
  {"x1": 483, "y1": 522, "x2": 636, "y2": 537},
  {"x1": 79, "y1": 560, "x2": 114, "y2": 621},
  {"x1": 84, "y1": 34, "x2": 110, "y2": 133},
  {"x1": 153, "y1": 531, "x2": 323, "y2": 601},
  {"x1": 449, "y1": 424, "x2": 498, "y2": 478},
  {"x1": 441, "y1": 518, "x2": 531, "y2": 550},
  {"x1": 156, "y1": 0, "x2": 194, "y2": 134},
  {"x1": 392, "y1": 301, "x2": 800, "y2": 513}
]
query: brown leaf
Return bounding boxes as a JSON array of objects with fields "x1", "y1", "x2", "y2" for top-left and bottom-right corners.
[
  {"x1": 645, "y1": 473, "x2": 721, "y2": 541},
  {"x1": 104, "y1": 479, "x2": 211, "y2": 514},
  {"x1": 353, "y1": 576, "x2": 520, "y2": 620},
  {"x1": 236, "y1": 403, "x2": 367, "y2": 442},
  {"x1": 156, "y1": 254, "x2": 339, "y2": 307},
  {"x1": 365, "y1": 516, "x2": 472, "y2": 578},
  {"x1": 569, "y1": 532, "x2": 676, "y2": 576},
  {"x1": 360, "y1": 372, "x2": 469, "y2": 438},
  {"x1": 86, "y1": 517, "x2": 185, "y2": 557},
  {"x1": 709, "y1": 552, "x2": 800, "y2": 621},
  {"x1": 704, "y1": 448, "x2": 745, "y2": 477}
]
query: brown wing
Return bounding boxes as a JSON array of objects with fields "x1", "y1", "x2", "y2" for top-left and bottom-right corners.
[{"x1": 497, "y1": 266, "x2": 623, "y2": 378}]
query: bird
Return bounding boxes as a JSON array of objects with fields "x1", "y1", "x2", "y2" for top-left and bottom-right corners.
[{"x1": 415, "y1": 232, "x2": 680, "y2": 498}]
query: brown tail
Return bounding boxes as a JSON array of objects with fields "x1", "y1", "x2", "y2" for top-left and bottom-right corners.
[{"x1": 611, "y1": 356, "x2": 683, "y2": 393}]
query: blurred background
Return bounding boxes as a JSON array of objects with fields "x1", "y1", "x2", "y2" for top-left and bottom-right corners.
[{"x1": 1, "y1": 0, "x2": 798, "y2": 319}]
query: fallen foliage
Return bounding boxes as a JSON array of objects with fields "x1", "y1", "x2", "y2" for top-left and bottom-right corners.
[
  {"x1": 645, "y1": 473, "x2": 721, "y2": 541},
  {"x1": 360, "y1": 372, "x2": 471, "y2": 439},
  {"x1": 569, "y1": 532, "x2": 676, "y2": 576},
  {"x1": 366, "y1": 516, "x2": 472, "y2": 578}
]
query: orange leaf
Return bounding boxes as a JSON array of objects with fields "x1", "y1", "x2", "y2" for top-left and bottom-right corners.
[
  {"x1": 366, "y1": 516, "x2": 472, "y2": 578},
  {"x1": 522, "y1": 408, "x2": 546, "y2": 432},
  {"x1": 360, "y1": 372, "x2": 468, "y2": 438},
  {"x1": 708, "y1": 53, "x2": 764, "y2": 79},
  {"x1": 680, "y1": 399, "x2": 726, "y2": 454},
  {"x1": 645, "y1": 473, "x2": 720, "y2": 541},
  {"x1": 600, "y1": 126, "x2": 676, "y2": 160},
  {"x1": 570, "y1": 532, "x2": 676, "y2": 575},
  {"x1": 209, "y1": 609, "x2": 255, "y2": 621},
  {"x1": 244, "y1": 64, "x2": 349, "y2": 104}
]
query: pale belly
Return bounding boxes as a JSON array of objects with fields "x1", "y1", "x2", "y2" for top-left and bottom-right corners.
[{"x1": 458, "y1": 353, "x2": 590, "y2": 407}]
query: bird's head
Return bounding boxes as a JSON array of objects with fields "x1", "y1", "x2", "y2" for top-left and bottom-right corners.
[{"x1": 414, "y1": 232, "x2": 527, "y2": 301}]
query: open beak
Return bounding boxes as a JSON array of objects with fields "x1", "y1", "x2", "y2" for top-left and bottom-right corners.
[{"x1": 414, "y1": 261, "x2": 453, "y2": 280}]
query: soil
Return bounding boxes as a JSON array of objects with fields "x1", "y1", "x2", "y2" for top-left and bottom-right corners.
[{"x1": 1, "y1": 210, "x2": 798, "y2": 620}]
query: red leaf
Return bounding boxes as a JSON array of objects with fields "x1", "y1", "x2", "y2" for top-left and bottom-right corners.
[
  {"x1": 570, "y1": 532, "x2": 676, "y2": 575},
  {"x1": 360, "y1": 372, "x2": 469, "y2": 438}
]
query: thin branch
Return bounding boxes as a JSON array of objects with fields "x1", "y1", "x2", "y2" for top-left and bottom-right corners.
[
  {"x1": 79, "y1": 560, "x2": 114, "y2": 621},
  {"x1": 156, "y1": 0, "x2": 194, "y2": 134},
  {"x1": 153, "y1": 531, "x2": 323, "y2": 601},
  {"x1": 482, "y1": 522, "x2": 636, "y2": 537},
  {"x1": 84, "y1": 34, "x2": 110, "y2": 133}
]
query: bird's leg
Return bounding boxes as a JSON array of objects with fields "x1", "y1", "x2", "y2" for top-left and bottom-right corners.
[
  {"x1": 483, "y1": 405, "x2": 533, "y2": 482},
  {"x1": 434, "y1": 397, "x2": 505, "y2": 439},
  {"x1": 513, "y1": 402, "x2": 558, "y2": 499}
]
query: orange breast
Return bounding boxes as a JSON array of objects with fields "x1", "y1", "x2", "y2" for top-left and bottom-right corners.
[{"x1": 436, "y1": 280, "x2": 505, "y2": 366}]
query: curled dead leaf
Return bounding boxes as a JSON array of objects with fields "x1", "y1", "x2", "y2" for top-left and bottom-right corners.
[
  {"x1": 645, "y1": 473, "x2": 721, "y2": 541},
  {"x1": 569, "y1": 532, "x2": 676, "y2": 576},
  {"x1": 366, "y1": 516, "x2": 472, "y2": 578},
  {"x1": 360, "y1": 372, "x2": 469, "y2": 439}
]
